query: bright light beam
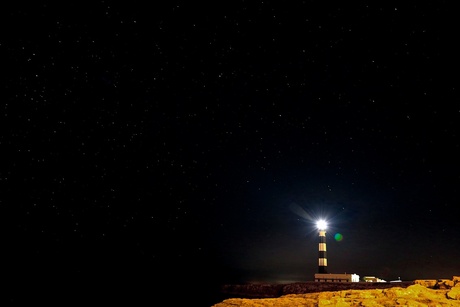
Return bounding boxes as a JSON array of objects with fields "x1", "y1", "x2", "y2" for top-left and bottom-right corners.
[{"x1": 289, "y1": 202, "x2": 313, "y2": 221}]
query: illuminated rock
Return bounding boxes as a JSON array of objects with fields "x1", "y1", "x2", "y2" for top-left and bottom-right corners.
[
  {"x1": 414, "y1": 279, "x2": 437, "y2": 288},
  {"x1": 213, "y1": 278, "x2": 460, "y2": 307},
  {"x1": 447, "y1": 283, "x2": 460, "y2": 300},
  {"x1": 453, "y1": 276, "x2": 460, "y2": 285}
]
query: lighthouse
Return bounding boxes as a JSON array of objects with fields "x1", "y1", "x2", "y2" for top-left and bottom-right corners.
[
  {"x1": 313, "y1": 219, "x2": 360, "y2": 282},
  {"x1": 317, "y1": 219, "x2": 327, "y2": 273}
]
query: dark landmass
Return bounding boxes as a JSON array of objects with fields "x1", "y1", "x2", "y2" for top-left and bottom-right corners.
[{"x1": 220, "y1": 281, "x2": 414, "y2": 299}]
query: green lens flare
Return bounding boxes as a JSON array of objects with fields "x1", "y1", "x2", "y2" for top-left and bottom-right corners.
[{"x1": 334, "y1": 233, "x2": 343, "y2": 241}]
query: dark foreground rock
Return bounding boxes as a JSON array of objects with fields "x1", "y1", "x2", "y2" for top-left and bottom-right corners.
[{"x1": 220, "y1": 281, "x2": 414, "y2": 298}]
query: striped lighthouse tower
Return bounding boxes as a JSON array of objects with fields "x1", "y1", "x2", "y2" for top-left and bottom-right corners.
[{"x1": 317, "y1": 220, "x2": 327, "y2": 273}]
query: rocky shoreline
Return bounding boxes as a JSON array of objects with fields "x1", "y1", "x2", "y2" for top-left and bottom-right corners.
[{"x1": 213, "y1": 276, "x2": 460, "y2": 306}]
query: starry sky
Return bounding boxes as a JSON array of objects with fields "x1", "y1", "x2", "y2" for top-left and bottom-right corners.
[{"x1": 2, "y1": 1, "x2": 459, "y2": 305}]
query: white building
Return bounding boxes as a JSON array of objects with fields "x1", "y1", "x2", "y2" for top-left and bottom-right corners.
[
  {"x1": 363, "y1": 276, "x2": 387, "y2": 282},
  {"x1": 315, "y1": 273, "x2": 360, "y2": 282}
]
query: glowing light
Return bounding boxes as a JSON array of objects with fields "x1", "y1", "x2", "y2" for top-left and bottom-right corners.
[
  {"x1": 316, "y1": 219, "x2": 327, "y2": 230},
  {"x1": 334, "y1": 233, "x2": 343, "y2": 241}
]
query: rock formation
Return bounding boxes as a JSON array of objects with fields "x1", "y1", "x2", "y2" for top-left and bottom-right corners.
[{"x1": 213, "y1": 276, "x2": 460, "y2": 306}]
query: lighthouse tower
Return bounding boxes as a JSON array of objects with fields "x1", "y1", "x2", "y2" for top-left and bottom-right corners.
[
  {"x1": 317, "y1": 220, "x2": 327, "y2": 273},
  {"x1": 314, "y1": 219, "x2": 360, "y2": 282}
]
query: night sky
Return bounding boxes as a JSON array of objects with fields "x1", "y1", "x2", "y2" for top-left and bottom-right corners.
[{"x1": 2, "y1": 1, "x2": 459, "y2": 305}]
